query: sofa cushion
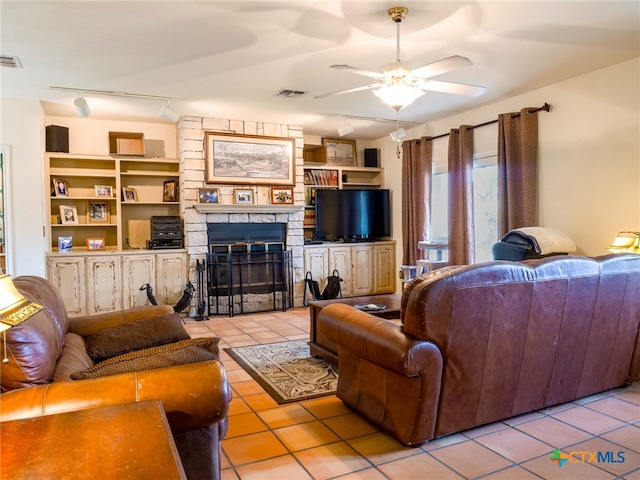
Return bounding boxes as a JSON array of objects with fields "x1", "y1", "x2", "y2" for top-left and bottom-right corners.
[
  {"x1": 84, "y1": 313, "x2": 190, "y2": 362},
  {"x1": 53, "y1": 333, "x2": 94, "y2": 382},
  {"x1": 70, "y1": 337, "x2": 220, "y2": 380}
]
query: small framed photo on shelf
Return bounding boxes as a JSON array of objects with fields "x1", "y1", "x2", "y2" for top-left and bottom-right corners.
[
  {"x1": 271, "y1": 186, "x2": 294, "y2": 205},
  {"x1": 198, "y1": 188, "x2": 220, "y2": 204},
  {"x1": 234, "y1": 188, "x2": 254, "y2": 205},
  {"x1": 53, "y1": 179, "x2": 68, "y2": 197},
  {"x1": 58, "y1": 236, "x2": 72, "y2": 253},
  {"x1": 122, "y1": 187, "x2": 138, "y2": 203},
  {"x1": 95, "y1": 185, "x2": 113, "y2": 197},
  {"x1": 163, "y1": 180, "x2": 177, "y2": 202},
  {"x1": 88, "y1": 202, "x2": 109, "y2": 224},
  {"x1": 86, "y1": 238, "x2": 106, "y2": 251},
  {"x1": 59, "y1": 205, "x2": 78, "y2": 225}
]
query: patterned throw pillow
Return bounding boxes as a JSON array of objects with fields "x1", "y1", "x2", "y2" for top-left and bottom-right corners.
[
  {"x1": 71, "y1": 337, "x2": 220, "y2": 380},
  {"x1": 85, "y1": 313, "x2": 191, "y2": 362}
]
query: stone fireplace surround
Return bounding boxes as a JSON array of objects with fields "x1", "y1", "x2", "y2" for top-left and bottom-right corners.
[{"x1": 178, "y1": 116, "x2": 306, "y2": 311}]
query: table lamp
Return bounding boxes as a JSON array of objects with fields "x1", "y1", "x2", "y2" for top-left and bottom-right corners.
[
  {"x1": 607, "y1": 231, "x2": 640, "y2": 254},
  {"x1": 0, "y1": 275, "x2": 43, "y2": 363}
]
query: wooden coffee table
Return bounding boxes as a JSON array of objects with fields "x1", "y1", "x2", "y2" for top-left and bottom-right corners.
[
  {"x1": 308, "y1": 293, "x2": 402, "y2": 364},
  {"x1": 1, "y1": 400, "x2": 186, "y2": 479}
]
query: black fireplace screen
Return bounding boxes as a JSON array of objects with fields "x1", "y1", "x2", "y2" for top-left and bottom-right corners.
[
  {"x1": 206, "y1": 245, "x2": 293, "y2": 316},
  {"x1": 204, "y1": 222, "x2": 292, "y2": 316}
]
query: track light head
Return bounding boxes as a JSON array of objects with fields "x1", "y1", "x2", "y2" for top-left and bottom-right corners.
[
  {"x1": 337, "y1": 122, "x2": 354, "y2": 137},
  {"x1": 74, "y1": 96, "x2": 90, "y2": 117},
  {"x1": 160, "y1": 104, "x2": 180, "y2": 123}
]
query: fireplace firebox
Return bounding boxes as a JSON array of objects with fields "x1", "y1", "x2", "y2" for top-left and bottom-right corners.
[{"x1": 206, "y1": 223, "x2": 293, "y2": 316}]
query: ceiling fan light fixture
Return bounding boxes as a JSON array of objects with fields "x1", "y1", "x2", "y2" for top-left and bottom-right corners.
[{"x1": 374, "y1": 82, "x2": 425, "y2": 110}]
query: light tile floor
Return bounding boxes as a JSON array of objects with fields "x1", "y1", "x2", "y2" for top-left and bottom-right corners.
[{"x1": 183, "y1": 308, "x2": 640, "y2": 480}]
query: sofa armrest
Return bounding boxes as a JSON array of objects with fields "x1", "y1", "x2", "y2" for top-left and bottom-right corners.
[
  {"x1": 0, "y1": 360, "x2": 230, "y2": 434},
  {"x1": 318, "y1": 303, "x2": 443, "y2": 446},
  {"x1": 317, "y1": 303, "x2": 442, "y2": 375},
  {"x1": 68, "y1": 305, "x2": 175, "y2": 336}
]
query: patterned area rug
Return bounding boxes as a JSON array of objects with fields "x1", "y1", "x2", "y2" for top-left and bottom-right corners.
[{"x1": 226, "y1": 340, "x2": 338, "y2": 404}]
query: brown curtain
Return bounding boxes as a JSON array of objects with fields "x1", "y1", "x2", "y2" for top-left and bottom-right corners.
[
  {"x1": 401, "y1": 137, "x2": 433, "y2": 265},
  {"x1": 448, "y1": 126, "x2": 475, "y2": 265},
  {"x1": 497, "y1": 108, "x2": 539, "y2": 236}
]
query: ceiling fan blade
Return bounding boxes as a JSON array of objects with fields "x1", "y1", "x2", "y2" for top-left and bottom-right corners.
[
  {"x1": 314, "y1": 84, "x2": 379, "y2": 99},
  {"x1": 411, "y1": 55, "x2": 473, "y2": 79},
  {"x1": 330, "y1": 64, "x2": 384, "y2": 79},
  {"x1": 418, "y1": 79, "x2": 485, "y2": 97}
]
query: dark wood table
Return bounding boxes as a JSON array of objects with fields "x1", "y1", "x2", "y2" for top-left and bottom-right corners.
[
  {"x1": 308, "y1": 293, "x2": 402, "y2": 364},
  {"x1": 1, "y1": 400, "x2": 186, "y2": 480}
]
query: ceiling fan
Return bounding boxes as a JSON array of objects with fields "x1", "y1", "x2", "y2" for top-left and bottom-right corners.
[{"x1": 315, "y1": 6, "x2": 485, "y2": 111}]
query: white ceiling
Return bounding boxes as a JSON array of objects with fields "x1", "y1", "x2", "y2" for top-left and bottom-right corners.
[{"x1": 1, "y1": 1, "x2": 638, "y2": 140}]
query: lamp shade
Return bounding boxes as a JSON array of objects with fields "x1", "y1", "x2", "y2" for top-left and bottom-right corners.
[
  {"x1": 0, "y1": 275, "x2": 43, "y2": 328},
  {"x1": 607, "y1": 231, "x2": 640, "y2": 253}
]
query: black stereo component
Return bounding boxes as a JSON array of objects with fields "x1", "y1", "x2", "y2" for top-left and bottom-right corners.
[
  {"x1": 150, "y1": 216, "x2": 183, "y2": 249},
  {"x1": 147, "y1": 239, "x2": 184, "y2": 250}
]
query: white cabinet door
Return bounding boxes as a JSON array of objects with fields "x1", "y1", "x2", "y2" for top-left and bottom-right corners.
[
  {"x1": 351, "y1": 245, "x2": 374, "y2": 295},
  {"x1": 303, "y1": 247, "x2": 328, "y2": 283},
  {"x1": 86, "y1": 256, "x2": 121, "y2": 314},
  {"x1": 122, "y1": 254, "x2": 156, "y2": 309},
  {"x1": 327, "y1": 246, "x2": 352, "y2": 297},
  {"x1": 303, "y1": 241, "x2": 396, "y2": 298},
  {"x1": 374, "y1": 244, "x2": 396, "y2": 293},
  {"x1": 47, "y1": 256, "x2": 86, "y2": 316},
  {"x1": 156, "y1": 253, "x2": 188, "y2": 305}
]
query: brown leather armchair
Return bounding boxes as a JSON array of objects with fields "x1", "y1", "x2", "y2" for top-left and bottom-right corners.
[{"x1": 0, "y1": 276, "x2": 231, "y2": 480}]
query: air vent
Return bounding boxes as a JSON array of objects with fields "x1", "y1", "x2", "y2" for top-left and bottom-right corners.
[
  {"x1": 1, "y1": 55, "x2": 23, "y2": 68},
  {"x1": 275, "y1": 89, "x2": 306, "y2": 98}
]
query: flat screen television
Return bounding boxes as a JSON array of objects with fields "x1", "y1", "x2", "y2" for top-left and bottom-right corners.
[{"x1": 315, "y1": 189, "x2": 391, "y2": 241}]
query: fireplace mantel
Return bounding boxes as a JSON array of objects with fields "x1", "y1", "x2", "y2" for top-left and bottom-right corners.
[{"x1": 193, "y1": 204, "x2": 304, "y2": 214}]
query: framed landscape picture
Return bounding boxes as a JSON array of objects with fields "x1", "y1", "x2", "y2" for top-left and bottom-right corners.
[
  {"x1": 322, "y1": 138, "x2": 356, "y2": 166},
  {"x1": 205, "y1": 132, "x2": 295, "y2": 185}
]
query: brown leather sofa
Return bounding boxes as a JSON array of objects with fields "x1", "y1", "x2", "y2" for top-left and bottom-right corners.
[
  {"x1": 318, "y1": 254, "x2": 640, "y2": 446},
  {"x1": 0, "y1": 276, "x2": 232, "y2": 480}
]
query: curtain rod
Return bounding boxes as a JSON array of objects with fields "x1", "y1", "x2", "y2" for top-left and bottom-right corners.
[{"x1": 427, "y1": 102, "x2": 551, "y2": 141}]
